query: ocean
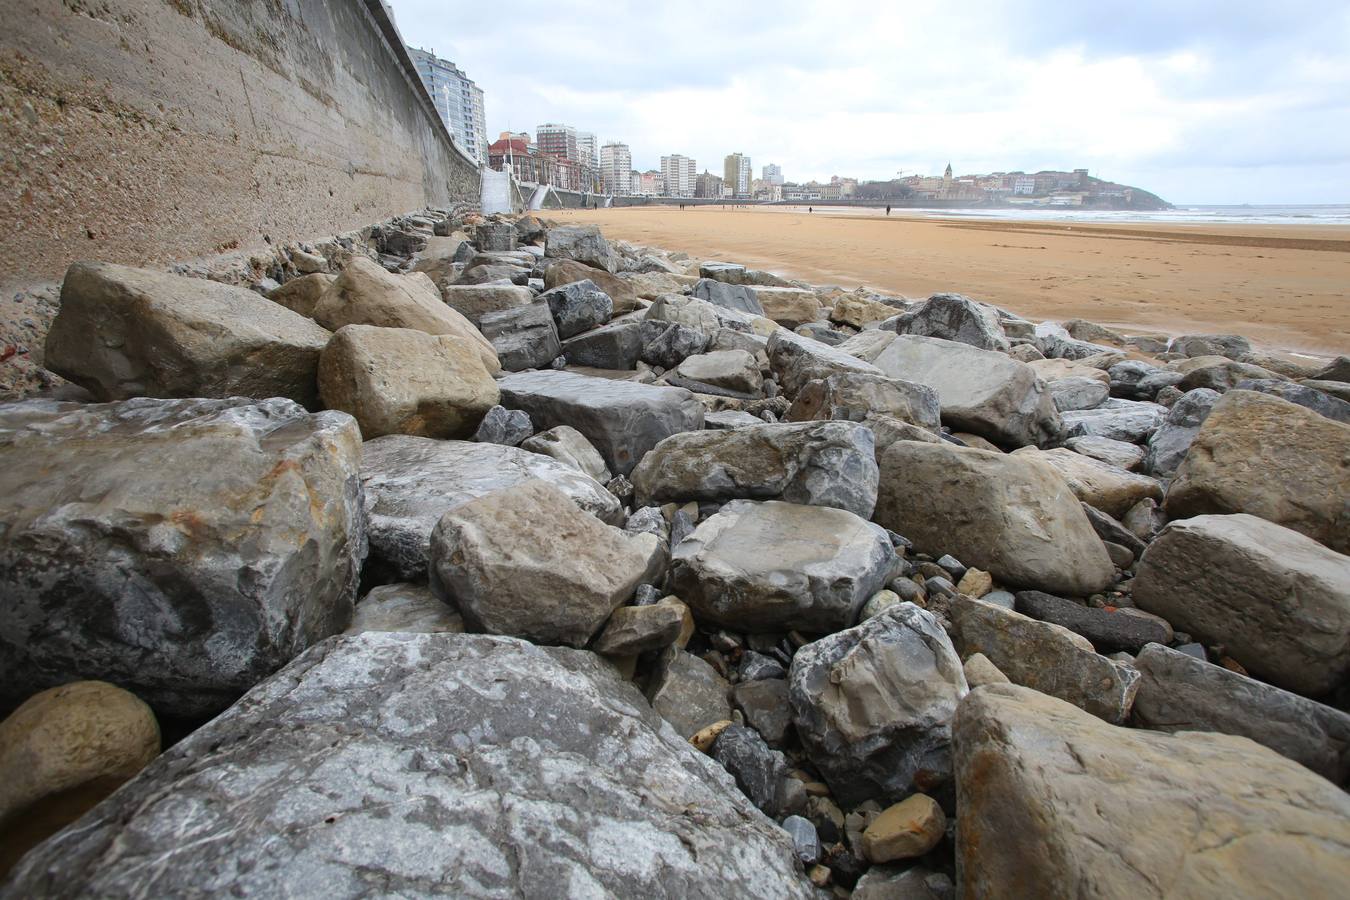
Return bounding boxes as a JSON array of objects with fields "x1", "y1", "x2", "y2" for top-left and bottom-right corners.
[{"x1": 773, "y1": 204, "x2": 1350, "y2": 226}]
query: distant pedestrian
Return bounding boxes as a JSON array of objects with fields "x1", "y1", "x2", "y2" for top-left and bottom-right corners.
[
  {"x1": 886, "y1": 205, "x2": 891, "y2": 216},
  {"x1": 808, "y1": 206, "x2": 813, "y2": 214}
]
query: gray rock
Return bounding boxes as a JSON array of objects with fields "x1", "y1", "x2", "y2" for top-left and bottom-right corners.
[
  {"x1": 1143, "y1": 387, "x2": 1221, "y2": 477},
  {"x1": 472, "y1": 404, "x2": 533, "y2": 446},
  {"x1": 674, "y1": 350, "x2": 764, "y2": 395},
  {"x1": 498, "y1": 370, "x2": 705, "y2": 476},
  {"x1": 1172, "y1": 333, "x2": 1252, "y2": 359},
  {"x1": 1312, "y1": 355, "x2": 1350, "y2": 382},
  {"x1": 704, "y1": 410, "x2": 767, "y2": 429},
  {"x1": 345, "y1": 583, "x2": 462, "y2": 635},
  {"x1": 950, "y1": 595, "x2": 1140, "y2": 724},
  {"x1": 853, "y1": 866, "x2": 954, "y2": 900},
  {"x1": 766, "y1": 330, "x2": 884, "y2": 397},
  {"x1": 954, "y1": 682, "x2": 1350, "y2": 900},
  {"x1": 890, "y1": 293, "x2": 1009, "y2": 352},
  {"x1": 711, "y1": 725, "x2": 792, "y2": 817},
  {"x1": 1060, "y1": 398, "x2": 1167, "y2": 443},
  {"x1": 1132, "y1": 642, "x2": 1350, "y2": 784},
  {"x1": 699, "y1": 262, "x2": 792, "y2": 287},
  {"x1": 1233, "y1": 378, "x2": 1350, "y2": 424},
  {"x1": 0, "y1": 397, "x2": 365, "y2": 718},
  {"x1": 1049, "y1": 376, "x2": 1110, "y2": 411},
  {"x1": 786, "y1": 372, "x2": 941, "y2": 432},
  {"x1": 781, "y1": 815, "x2": 821, "y2": 866},
  {"x1": 474, "y1": 222, "x2": 516, "y2": 252},
  {"x1": 1133, "y1": 513, "x2": 1350, "y2": 696},
  {"x1": 639, "y1": 320, "x2": 709, "y2": 369},
  {"x1": 1132, "y1": 369, "x2": 1186, "y2": 400},
  {"x1": 452, "y1": 263, "x2": 530, "y2": 286},
  {"x1": 1011, "y1": 446, "x2": 1163, "y2": 519},
  {"x1": 624, "y1": 505, "x2": 670, "y2": 542},
  {"x1": 543, "y1": 225, "x2": 619, "y2": 272},
  {"x1": 541, "y1": 279, "x2": 614, "y2": 339},
  {"x1": 1080, "y1": 502, "x2": 1147, "y2": 560},
  {"x1": 981, "y1": 589, "x2": 1015, "y2": 610},
  {"x1": 428, "y1": 481, "x2": 660, "y2": 647},
  {"x1": 739, "y1": 650, "x2": 787, "y2": 681},
  {"x1": 632, "y1": 421, "x2": 880, "y2": 518},
  {"x1": 360, "y1": 436, "x2": 620, "y2": 581},
  {"x1": 789, "y1": 604, "x2": 967, "y2": 807},
  {"x1": 648, "y1": 650, "x2": 732, "y2": 739},
  {"x1": 646, "y1": 293, "x2": 757, "y2": 334},
  {"x1": 433, "y1": 283, "x2": 533, "y2": 325},
  {"x1": 45, "y1": 261, "x2": 332, "y2": 409},
  {"x1": 1177, "y1": 357, "x2": 1286, "y2": 393},
  {"x1": 732, "y1": 678, "x2": 793, "y2": 745},
  {"x1": 671, "y1": 500, "x2": 897, "y2": 633},
  {"x1": 692, "y1": 278, "x2": 765, "y2": 315},
  {"x1": 477, "y1": 303, "x2": 563, "y2": 371},
  {"x1": 2, "y1": 633, "x2": 816, "y2": 898},
  {"x1": 1064, "y1": 435, "x2": 1146, "y2": 471},
  {"x1": 560, "y1": 321, "x2": 642, "y2": 369},
  {"x1": 1014, "y1": 591, "x2": 1169, "y2": 653},
  {"x1": 519, "y1": 424, "x2": 612, "y2": 483},
  {"x1": 592, "y1": 600, "x2": 687, "y2": 655}
]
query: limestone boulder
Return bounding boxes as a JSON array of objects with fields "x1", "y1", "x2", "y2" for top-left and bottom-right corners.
[
  {"x1": 875, "y1": 442, "x2": 1116, "y2": 596},
  {"x1": 544, "y1": 225, "x2": 619, "y2": 273},
  {"x1": 639, "y1": 320, "x2": 710, "y2": 369},
  {"x1": 360, "y1": 435, "x2": 621, "y2": 582},
  {"x1": 671, "y1": 500, "x2": 897, "y2": 633},
  {"x1": 0, "y1": 397, "x2": 365, "y2": 717},
  {"x1": 1142, "y1": 387, "x2": 1220, "y2": 478},
  {"x1": 767, "y1": 330, "x2": 884, "y2": 397},
  {"x1": 1177, "y1": 358, "x2": 1285, "y2": 392},
  {"x1": 45, "y1": 261, "x2": 332, "y2": 409},
  {"x1": 1172, "y1": 333, "x2": 1252, "y2": 359},
  {"x1": 786, "y1": 371, "x2": 940, "y2": 432},
  {"x1": 434, "y1": 283, "x2": 534, "y2": 325},
  {"x1": 540, "y1": 279, "x2": 613, "y2": 339},
  {"x1": 890, "y1": 293, "x2": 1009, "y2": 352},
  {"x1": 497, "y1": 370, "x2": 705, "y2": 476},
  {"x1": 954, "y1": 682, "x2": 1350, "y2": 900},
  {"x1": 312, "y1": 257, "x2": 499, "y2": 374},
  {"x1": 1133, "y1": 514, "x2": 1350, "y2": 696},
  {"x1": 268, "y1": 272, "x2": 335, "y2": 318},
  {"x1": 1060, "y1": 398, "x2": 1166, "y2": 443},
  {"x1": 1064, "y1": 435, "x2": 1146, "y2": 471},
  {"x1": 751, "y1": 287, "x2": 822, "y2": 329},
  {"x1": 789, "y1": 604, "x2": 967, "y2": 807},
  {"x1": 1234, "y1": 378, "x2": 1350, "y2": 424},
  {"x1": 699, "y1": 262, "x2": 793, "y2": 287},
  {"x1": 560, "y1": 321, "x2": 642, "y2": 370},
  {"x1": 1164, "y1": 390, "x2": 1350, "y2": 552},
  {"x1": 692, "y1": 278, "x2": 765, "y2": 316},
  {"x1": 428, "y1": 481, "x2": 661, "y2": 647},
  {"x1": 830, "y1": 295, "x2": 899, "y2": 329},
  {"x1": 476, "y1": 303, "x2": 563, "y2": 371},
  {"x1": 345, "y1": 583, "x2": 463, "y2": 635},
  {"x1": 520, "y1": 425, "x2": 613, "y2": 483},
  {"x1": 3, "y1": 633, "x2": 817, "y2": 898},
  {"x1": 592, "y1": 600, "x2": 687, "y2": 656},
  {"x1": 1012, "y1": 446, "x2": 1163, "y2": 518},
  {"x1": 673, "y1": 350, "x2": 763, "y2": 395}
]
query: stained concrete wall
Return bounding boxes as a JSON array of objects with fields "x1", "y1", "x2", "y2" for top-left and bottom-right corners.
[{"x1": 0, "y1": 0, "x2": 479, "y2": 289}]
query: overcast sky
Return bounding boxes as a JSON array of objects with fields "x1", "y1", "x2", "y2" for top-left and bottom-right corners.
[{"x1": 389, "y1": 0, "x2": 1350, "y2": 205}]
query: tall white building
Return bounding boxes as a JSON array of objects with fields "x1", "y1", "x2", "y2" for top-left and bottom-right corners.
[
  {"x1": 408, "y1": 47, "x2": 487, "y2": 164},
  {"x1": 724, "y1": 152, "x2": 752, "y2": 197},
  {"x1": 576, "y1": 132, "x2": 598, "y2": 169},
  {"x1": 660, "y1": 154, "x2": 697, "y2": 197},
  {"x1": 600, "y1": 142, "x2": 632, "y2": 195},
  {"x1": 762, "y1": 163, "x2": 784, "y2": 185}
]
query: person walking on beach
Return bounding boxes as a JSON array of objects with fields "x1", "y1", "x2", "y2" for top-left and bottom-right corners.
[
  {"x1": 808, "y1": 206, "x2": 813, "y2": 214},
  {"x1": 886, "y1": 205, "x2": 891, "y2": 216}
]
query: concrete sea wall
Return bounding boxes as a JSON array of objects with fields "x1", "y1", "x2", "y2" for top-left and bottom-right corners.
[{"x1": 0, "y1": 0, "x2": 479, "y2": 289}]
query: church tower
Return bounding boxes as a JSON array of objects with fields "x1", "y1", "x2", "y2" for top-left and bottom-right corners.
[{"x1": 943, "y1": 162, "x2": 953, "y2": 194}]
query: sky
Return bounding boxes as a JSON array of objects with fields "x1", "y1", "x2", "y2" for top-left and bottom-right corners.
[{"x1": 389, "y1": 0, "x2": 1350, "y2": 204}]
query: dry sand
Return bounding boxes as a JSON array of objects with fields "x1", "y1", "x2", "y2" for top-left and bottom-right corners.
[{"x1": 549, "y1": 206, "x2": 1350, "y2": 357}]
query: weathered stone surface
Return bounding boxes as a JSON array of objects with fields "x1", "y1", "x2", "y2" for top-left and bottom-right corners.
[
  {"x1": 1014, "y1": 591, "x2": 1169, "y2": 653},
  {"x1": 428, "y1": 481, "x2": 660, "y2": 648},
  {"x1": 751, "y1": 287, "x2": 821, "y2": 329},
  {"x1": 1177, "y1": 357, "x2": 1286, "y2": 393},
  {"x1": 831, "y1": 295, "x2": 899, "y2": 329},
  {"x1": 692, "y1": 278, "x2": 765, "y2": 315},
  {"x1": 954, "y1": 682, "x2": 1350, "y2": 900},
  {"x1": 699, "y1": 262, "x2": 793, "y2": 287},
  {"x1": 1234, "y1": 378, "x2": 1350, "y2": 424},
  {"x1": 0, "y1": 397, "x2": 365, "y2": 717},
  {"x1": 963, "y1": 652, "x2": 1010, "y2": 688},
  {"x1": 648, "y1": 650, "x2": 733, "y2": 740},
  {"x1": 541, "y1": 279, "x2": 613, "y2": 340},
  {"x1": 1065, "y1": 435, "x2": 1146, "y2": 471},
  {"x1": 711, "y1": 725, "x2": 792, "y2": 816},
  {"x1": 633, "y1": 422, "x2": 879, "y2": 518},
  {"x1": 268, "y1": 272, "x2": 335, "y2": 318},
  {"x1": 498, "y1": 370, "x2": 705, "y2": 476},
  {"x1": 1133, "y1": 514, "x2": 1350, "y2": 696},
  {"x1": 675, "y1": 350, "x2": 763, "y2": 394},
  {"x1": 560, "y1": 321, "x2": 642, "y2": 369},
  {"x1": 0, "y1": 681, "x2": 159, "y2": 869},
  {"x1": 520, "y1": 424, "x2": 613, "y2": 483},
  {"x1": 476, "y1": 303, "x2": 563, "y2": 372},
  {"x1": 890, "y1": 293, "x2": 1009, "y2": 352},
  {"x1": 1131, "y1": 642, "x2": 1350, "y2": 784},
  {"x1": 1060, "y1": 398, "x2": 1166, "y2": 443},
  {"x1": 1172, "y1": 333, "x2": 1252, "y2": 359},
  {"x1": 344, "y1": 583, "x2": 463, "y2": 635},
  {"x1": 434, "y1": 283, "x2": 534, "y2": 326},
  {"x1": 544, "y1": 225, "x2": 619, "y2": 273},
  {"x1": 1049, "y1": 375, "x2": 1109, "y2": 411},
  {"x1": 1012, "y1": 447, "x2": 1163, "y2": 518},
  {"x1": 731, "y1": 678, "x2": 792, "y2": 745},
  {"x1": 3, "y1": 634, "x2": 816, "y2": 898},
  {"x1": 46, "y1": 261, "x2": 332, "y2": 408},
  {"x1": 454, "y1": 263, "x2": 529, "y2": 286},
  {"x1": 1142, "y1": 386, "x2": 1220, "y2": 478},
  {"x1": 767, "y1": 330, "x2": 884, "y2": 397},
  {"x1": 648, "y1": 293, "x2": 756, "y2": 334},
  {"x1": 472, "y1": 404, "x2": 532, "y2": 446},
  {"x1": 950, "y1": 595, "x2": 1139, "y2": 723},
  {"x1": 672, "y1": 500, "x2": 897, "y2": 633},
  {"x1": 360, "y1": 435, "x2": 620, "y2": 581},
  {"x1": 1164, "y1": 390, "x2": 1350, "y2": 552},
  {"x1": 875, "y1": 442, "x2": 1115, "y2": 596},
  {"x1": 593, "y1": 600, "x2": 687, "y2": 655},
  {"x1": 1029, "y1": 357, "x2": 1110, "y2": 385},
  {"x1": 312, "y1": 259, "x2": 499, "y2": 374},
  {"x1": 786, "y1": 371, "x2": 940, "y2": 432},
  {"x1": 638, "y1": 320, "x2": 709, "y2": 369},
  {"x1": 789, "y1": 604, "x2": 967, "y2": 807},
  {"x1": 543, "y1": 258, "x2": 640, "y2": 314},
  {"x1": 861, "y1": 794, "x2": 946, "y2": 863},
  {"x1": 1079, "y1": 503, "x2": 1147, "y2": 560},
  {"x1": 318, "y1": 325, "x2": 498, "y2": 440},
  {"x1": 857, "y1": 333, "x2": 1060, "y2": 447},
  {"x1": 853, "y1": 866, "x2": 953, "y2": 900},
  {"x1": 865, "y1": 413, "x2": 942, "y2": 455}
]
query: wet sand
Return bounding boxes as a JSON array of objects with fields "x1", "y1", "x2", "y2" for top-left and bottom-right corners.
[{"x1": 548, "y1": 206, "x2": 1350, "y2": 356}]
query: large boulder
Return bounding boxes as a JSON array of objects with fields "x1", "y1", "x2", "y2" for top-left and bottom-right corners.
[
  {"x1": 1132, "y1": 642, "x2": 1350, "y2": 785},
  {"x1": 1133, "y1": 514, "x2": 1350, "y2": 696},
  {"x1": 786, "y1": 372, "x2": 940, "y2": 432},
  {"x1": 540, "y1": 279, "x2": 613, "y2": 339},
  {"x1": 671, "y1": 500, "x2": 897, "y2": 633},
  {"x1": 45, "y1": 261, "x2": 331, "y2": 409},
  {"x1": 857, "y1": 333, "x2": 1059, "y2": 447},
  {"x1": 632, "y1": 422, "x2": 879, "y2": 518},
  {"x1": 497, "y1": 370, "x2": 705, "y2": 476},
  {"x1": 875, "y1": 442, "x2": 1116, "y2": 596},
  {"x1": 1164, "y1": 390, "x2": 1350, "y2": 552},
  {"x1": 889, "y1": 293, "x2": 1009, "y2": 352},
  {"x1": 647, "y1": 293, "x2": 761, "y2": 334},
  {"x1": 345, "y1": 583, "x2": 463, "y2": 635},
  {"x1": 673, "y1": 349, "x2": 763, "y2": 395},
  {"x1": 428, "y1": 481, "x2": 661, "y2": 648},
  {"x1": 543, "y1": 225, "x2": 619, "y2": 273},
  {"x1": 699, "y1": 262, "x2": 792, "y2": 287},
  {"x1": 1143, "y1": 387, "x2": 1221, "y2": 478},
  {"x1": 1011, "y1": 447, "x2": 1163, "y2": 518},
  {"x1": 0, "y1": 398, "x2": 365, "y2": 718},
  {"x1": 1234, "y1": 378, "x2": 1350, "y2": 424},
  {"x1": 268, "y1": 272, "x2": 335, "y2": 318},
  {"x1": 311, "y1": 258, "x2": 499, "y2": 374},
  {"x1": 949, "y1": 595, "x2": 1139, "y2": 724},
  {"x1": 789, "y1": 604, "x2": 967, "y2": 807},
  {"x1": 433, "y1": 283, "x2": 534, "y2": 326},
  {"x1": 519, "y1": 425, "x2": 612, "y2": 483},
  {"x1": 767, "y1": 330, "x2": 884, "y2": 397},
  {"x1": 1172, "y1": 333, "x2": 1252, "y2": 359},
  {"x1": 560, "y1": 321, "x2": 642, "y2": 370},
  {"x1": 954, "y1": 683, "x2": 1350, "y2": 899},
  {"x1": 750, "y1": 287, "x2": 821, "y2": 329},
  {"x1": 692, "y1": 278, "x2": 764, "y2": 315},
  {"x1": 647, "y1": 650, "x2": 732, "y2": 740},
  {"x1": 476, "y1": 303, "x2": 563, "y2": 371},
  {"x1": 2, "y1": 633, "x2": 817, "y2": 898},
  {"x1": 318, "y1": 325, "x2": 498, "y2": 440},
  {"x1": 1059, "y1": 398, "x2": 1166, "y2": 444},
  {"x1": 360, "y1": 435, "x2": 621, "y2": 582}
]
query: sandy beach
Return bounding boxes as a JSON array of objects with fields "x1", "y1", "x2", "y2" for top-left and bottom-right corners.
[{"x1": 548, "y1": 206, "x2": 1350, "y2": 356}]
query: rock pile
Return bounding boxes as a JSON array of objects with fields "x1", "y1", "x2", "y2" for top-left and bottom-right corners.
[{"x1": 1, "y1": 209, "x2": 1347, "y2": 897}]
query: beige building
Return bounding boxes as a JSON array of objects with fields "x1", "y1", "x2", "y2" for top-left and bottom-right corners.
[
  {"x1": 599, "y1": 142, "x2": 632, "y2": 195},
  {"x1": 723, "y1": 153, "x2": 752, "y2": 198},
  {"x1": 660, "y1": 154, "x2": 696, "y2": 197}
]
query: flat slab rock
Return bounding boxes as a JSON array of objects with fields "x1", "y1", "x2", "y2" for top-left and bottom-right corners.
[
  {"x1": 360, "y1": 435, "x2": 621, "y2": 582},
  {"x1": 3, "y1": 633, "x2": 817, "y2": 899},
  {"x1": 0, "y1": 397, "x2": 366, "y2": 719}
]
